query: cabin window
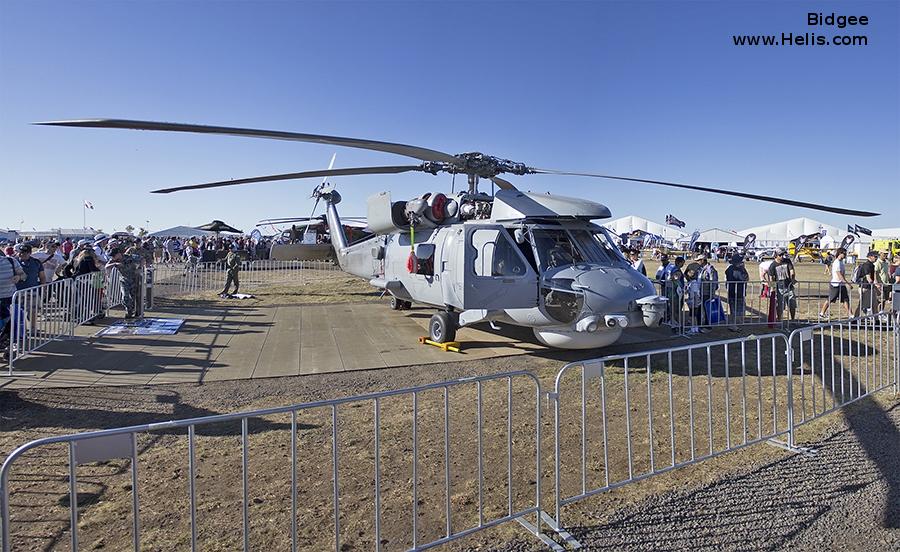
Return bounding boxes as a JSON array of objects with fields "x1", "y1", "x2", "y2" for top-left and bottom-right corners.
[{"x1": 471, "y1": 229, "x2": 527, "y2": 277}]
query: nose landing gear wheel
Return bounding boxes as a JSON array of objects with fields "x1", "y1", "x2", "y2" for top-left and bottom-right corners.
[{"x1": 429, "y1": 312, "x2": 457, "y2": 343}]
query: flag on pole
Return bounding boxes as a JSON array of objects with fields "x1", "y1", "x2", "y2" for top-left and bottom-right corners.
[
  {"x1": 854, "y1": 224, "x2": 872, "y2": 236},
  {"x1": 665, "y1": 214, "x2": 686, "y2": 228},
  {"x1": 847, "y1": 224, "x2": 858, "y2": 236},
  {"x1": 84, "y1": 200, "x2": 94, "y2": 210}
]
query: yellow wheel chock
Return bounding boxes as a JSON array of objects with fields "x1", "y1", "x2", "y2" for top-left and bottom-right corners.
[{"x1": 418, "y1": 336, "x2": 462, "y2": 353}]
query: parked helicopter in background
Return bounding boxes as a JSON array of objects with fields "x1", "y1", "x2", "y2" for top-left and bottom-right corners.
[
  {"x1": 38, "y1": 119, "x2": 880, "y2": 349},
  {"x1": 259, "y1": 215, "x2": 370, "y2": 261}
]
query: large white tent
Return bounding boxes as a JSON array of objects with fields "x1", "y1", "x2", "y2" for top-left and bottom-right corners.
[
  {"x1": 602, "y1": 216, "x2": 687, "y2": 240},
  {"x1": 695, "y1": 228, "x2": 745, "y2": 244},
  {"x1": 738, "y1": 217, "x2": 844, "y2": 247},
  {"x1": 872, "y1": 227, "x2": 900, "y2": 238}
]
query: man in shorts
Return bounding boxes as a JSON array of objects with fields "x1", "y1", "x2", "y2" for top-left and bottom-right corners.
[{"x1": 820, "y1": 247, "x2": 852, "y2": 319}]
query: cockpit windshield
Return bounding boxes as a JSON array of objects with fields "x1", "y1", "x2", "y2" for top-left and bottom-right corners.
[
  {"x1": 531, "y1": 229, "x2": 583, "y2": 272},
  {"x1": 531, "y1": 226, "x2": 626, "y2": 272},
  {"x1": 591, "y1": 228, "x2": 627, "y2": 262}
]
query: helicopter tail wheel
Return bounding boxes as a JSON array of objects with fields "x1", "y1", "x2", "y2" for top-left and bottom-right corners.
[{"x1": 429, "y1": 312, "x2": 457, "y2": 343}]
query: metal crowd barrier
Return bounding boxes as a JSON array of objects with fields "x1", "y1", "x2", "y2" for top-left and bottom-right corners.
[
  {"x1": 656, "y1": 279, "x2": 891, "y2": 334},
  {"x1": 0, "y1": 371, "x2": 561, "y2": 552},
  {"x1": 2, "y1": 318, "x2": 897, "y2": 549},
  {"x1": 152, "y1": 260, "x2": 338, "y2": 298},
  {"x1": 786, "y1": 312, "x2": 899, "y2": 445},
  {"x1": 550, "y1": 333, "x2": 793, "y2": 529},
  {"x1": 6, "y1": 268, "x2": 141, "y2": 374}
]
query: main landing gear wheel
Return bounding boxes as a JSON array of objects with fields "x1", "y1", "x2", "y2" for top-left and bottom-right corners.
[{"x1": 429, "y1": 312, "x2": 457, "y2": 343}]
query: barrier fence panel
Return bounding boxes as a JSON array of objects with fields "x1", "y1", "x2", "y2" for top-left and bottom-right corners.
[
  {"x1": 7, "y1": 278, "x2": 78, "y2": 373},
  {"x1": 656, "y1": 279, "x2": 889, "y2": 334},
  {"x1": 6, "y1": 269, "x2": 144, "y2": 373},
  {"x1": 1, "y1": 371, "x2": 561, "y2": 552},
  {"x1": 551, "y1": 333, "x2": 793, "y2": 527},
  {"x1": 151, "y1": 260, "x2": 338, "y2": 298},
  {"x1": 787, "y1": 311, "x2": 899, "y2": 444}
]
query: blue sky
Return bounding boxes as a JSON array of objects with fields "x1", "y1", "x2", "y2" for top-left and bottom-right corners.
[{"x1": 1, "y1": 0, "x2": 897, "y2": 235}]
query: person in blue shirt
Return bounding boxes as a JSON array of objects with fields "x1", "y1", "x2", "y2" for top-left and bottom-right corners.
[{"x1": 14, "y1": 244, "x2": 46, "y2": 291}]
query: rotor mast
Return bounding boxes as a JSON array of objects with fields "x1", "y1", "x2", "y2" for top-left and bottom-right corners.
[{"x1": 468, "y1": 174, "x2": 478, "y2": 194}]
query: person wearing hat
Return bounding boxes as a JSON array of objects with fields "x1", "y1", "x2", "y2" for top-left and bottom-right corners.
[
  {"x1": 629, "y1": 249, "x2": 646, "y2": 276},
  {"x1": 873, "y1": 250, "x2": 891, "y2": 312},
  {"x1": 655, "y1": 254, "x2": 672, "y2": 282},
  {"x1": 14, "y1": 244, "x2": 46, "y2": 291},
  {"x1": 694, "y1": 253, "x2": 718, "y2": 328},
  {"x1": 93, "y1": 234, "x2": 110, "y2": 264},
  {"x1": 765, "y1": 247, "x2": 796, "y2": 324},
  {"x1": 725, "y1": 253, "x2": 748, "y2": 331},
  {"x1": 855, "y1": 251, "x2": 878, "y2": 316},
  {"x1": 106, "y1": 246, "x2": 143, "y2": 319},
  {"x1": 819, "y1": 247, "x2": 852, "y2": 319}
]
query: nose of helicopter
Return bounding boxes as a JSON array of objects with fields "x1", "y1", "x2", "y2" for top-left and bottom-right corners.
[{"x1": 570, "y1": 265, "x2": 665, "y2": 327}]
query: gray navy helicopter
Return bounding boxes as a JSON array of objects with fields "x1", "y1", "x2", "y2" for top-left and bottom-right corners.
[{"x1": 38, "y1": 119, "x2": 879, "y2": 349}]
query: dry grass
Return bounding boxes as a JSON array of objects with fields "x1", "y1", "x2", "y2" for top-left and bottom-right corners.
[
  {"x1": 1, "y1": 259, "x2": 894, "y2": 551},
  {"x1": 3, "y1": 323, "x2": 896, "y2": 551}
]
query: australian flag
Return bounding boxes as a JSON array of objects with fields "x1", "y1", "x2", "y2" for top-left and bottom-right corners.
[
  {"x1": 854, "y1": 224, "x2": 872, "y2": 236},
  {"x1": 666, "y1": 214, "x2": 686, "y2": 228},
  {"x1": 847, "y1": 224, "x2": 858, "y2": 236}
]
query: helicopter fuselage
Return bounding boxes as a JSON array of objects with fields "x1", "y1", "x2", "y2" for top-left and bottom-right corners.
[{"x1": 323, "y1": 188, "x2": 667, "y2": 349}]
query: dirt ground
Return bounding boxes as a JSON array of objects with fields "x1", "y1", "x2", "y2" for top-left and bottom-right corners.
[
  {"x1": 1, "y1": 325, "x2": 896, "y2": 551},
  {"x1": 1, "y1": 260, "x2": 896, "y2": 551}
]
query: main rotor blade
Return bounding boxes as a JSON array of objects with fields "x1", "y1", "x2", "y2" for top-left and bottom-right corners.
[
  {"x1": 258, "y1": 216, "x2": 368, "y2": 224},
  {"x1": 150, "y1": 165, "x2": 427, "y2": 194},
  {"x1": 35, "y1": 119, "x2": 461, "y2": 164},
  {"x1": 532, "y1": 169, "x2": 880, "y2": 218}
]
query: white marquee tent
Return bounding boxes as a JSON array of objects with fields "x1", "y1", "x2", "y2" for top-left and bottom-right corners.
[
  {"x1": 872, "y1": 227, "x2": 900, "y2": 238},
  {"x1": 602, "y1": 216, "x2": 688, "y2": 240},
  {"x1": 738, "y1": 218, "x2": 844, "y2": 247},
  {"x1": 694, "y1": 228, "x2": 745, "y2": 244}
]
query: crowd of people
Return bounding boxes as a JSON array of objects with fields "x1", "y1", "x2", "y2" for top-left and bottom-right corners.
[
  {"x1": 1, "y1": 232, "x2": 272, "y2": 344},
  {"x1": 639, "y1": 247, "x2": 900, "y2": 334},
  {"x1": 0, "y1": 233, "x2": 154, "y2": 332},
  {"x1": 156, "y1": 235, "x2": 272, "y2": 265}
]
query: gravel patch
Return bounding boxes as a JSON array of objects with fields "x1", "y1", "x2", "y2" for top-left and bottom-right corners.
[{"x1": 494, "y1": 395, "x2": 900, "y2": 551}]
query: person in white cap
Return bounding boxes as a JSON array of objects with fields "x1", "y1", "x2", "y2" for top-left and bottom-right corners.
[
  {"x1": 93, "y1": 234, "x2": 110, "y2": 264},
  {"x1": 766, "y1": 247, "x2": 797, "y2": 324}
]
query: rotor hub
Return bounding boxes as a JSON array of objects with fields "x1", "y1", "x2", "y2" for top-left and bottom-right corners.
[{"x1": 421, "y1": 153, "x2": 533, "y2": 179}]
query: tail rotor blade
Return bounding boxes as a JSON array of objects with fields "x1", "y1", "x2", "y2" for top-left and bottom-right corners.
[{"x1": 531, "y1": 169, "x2": 880, "y2": 217}]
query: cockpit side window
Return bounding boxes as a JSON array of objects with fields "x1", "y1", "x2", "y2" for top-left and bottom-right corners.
[
  {"x1": 470, "y1": 228, "x2": 528, "y2": 277},
  {"x1": 506, "y1": 229, "x2": 538, "y2": 271},
  {"x1": 531, "y1": 229, "x2": 584, "y2": 272}
]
